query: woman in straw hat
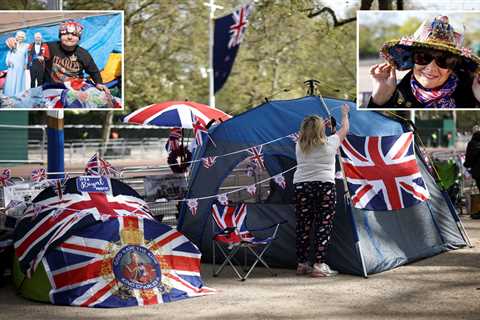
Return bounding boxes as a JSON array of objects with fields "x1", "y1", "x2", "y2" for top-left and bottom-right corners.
[{"x1": 368, "y1": 15, "x2": 480, "y2": 108}]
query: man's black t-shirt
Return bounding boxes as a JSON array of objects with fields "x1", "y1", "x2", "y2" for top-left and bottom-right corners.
[{"x1": 44, "y1": 41, "x2": 102, "y2": 85}]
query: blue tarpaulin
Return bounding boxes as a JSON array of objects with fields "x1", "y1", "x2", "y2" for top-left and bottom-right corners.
[{"x1": 0, "y1": 13, "x2": 122, "y2": 71}]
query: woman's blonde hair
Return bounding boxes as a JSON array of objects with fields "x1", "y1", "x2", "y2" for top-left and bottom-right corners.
[{"x1": 298, "y1": 115, "x2": 326, "y2": 154}]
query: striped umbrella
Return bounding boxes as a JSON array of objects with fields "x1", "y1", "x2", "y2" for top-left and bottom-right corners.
[{"x1": 123, "y1": 101, "x2": 231, "y2": 129}]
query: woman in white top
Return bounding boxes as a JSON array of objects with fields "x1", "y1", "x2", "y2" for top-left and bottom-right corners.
[{"x1": 293, "y1": 104, "x2": 349, "y2": 277}]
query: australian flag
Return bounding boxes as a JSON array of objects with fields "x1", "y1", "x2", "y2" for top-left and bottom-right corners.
[
  {"x1": 340, "y1": 132, "x2": 430, "y2": 211},
  {"x1": 213, "y1": 3, "x2": 254, "y2": 93}
]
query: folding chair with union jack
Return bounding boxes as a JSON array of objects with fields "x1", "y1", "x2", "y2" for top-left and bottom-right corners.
[{"x1": 211, "y1": 202, "x2": 286, "y2": 281}]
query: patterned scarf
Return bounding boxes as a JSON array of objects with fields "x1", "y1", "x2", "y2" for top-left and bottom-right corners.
[{"x1": 410, "y1": 73, "x2": 458, "y2": 108}]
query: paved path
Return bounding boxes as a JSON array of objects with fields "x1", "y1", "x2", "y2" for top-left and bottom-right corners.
[{"x1": 0, "y1": 217, "x2": 478, "y2": 319}]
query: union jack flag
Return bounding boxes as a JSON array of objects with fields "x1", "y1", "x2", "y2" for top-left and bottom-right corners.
[
  {"x1": 274, "y1": 174, "x2": 286, "y2": 189},
  {"x1": 14, "y1": 178, "x2": 154, "y2": 276},
  {"x1": 42, "y1": 83, "x2": 66, "y2": 109},
  {"x1": 217, "y1": 193, "x2": 229, "y2": 206},
  {"x1": 0, "y1": 168, "x2": 13, "y2": 187},
  {"x1": 247, "y1": 146, "x2": 265, "y2": 170},
  {"x1": 40, "y1": 175, "x2": 70, "y2": 200},
  {"x1": 211, "y1": 203, "x2": 253, "y2": 244},
  {"x1": 31, "y1": 168, "x2": 47, "y2": 182},
  {"x1": 192, "y1": 114, "x2": 215, "y2": 147},
  {"x1": 228, "y1": 4, "x2": 253, "y2": 48},
  {"x1": 340, "y1": 132, "x2": 429, "y2": 211},
  {"x1": 85, "y1": 153, "x2": 120, "y2": 177},
  {"x1": 166, "y1": 128, "x2": 182, "y2": 153},
  {"x1": 43, "y1": 215, "x2": 214, "y2": 307},
  {"x1": 202, "y1": 156, "x2": 218, "y2": 169},
  {"x1": 187, "y1": 198, "x2": 198, "y2": 216},
  {"x1": 246, "y1": 184, "x2": 256, "y2": 197},
  {"x1": 192, "y1": 114, "x2": 207, "y2": 146}
]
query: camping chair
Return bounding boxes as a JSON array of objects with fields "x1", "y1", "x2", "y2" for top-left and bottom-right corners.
[{"x1": 211, "y1": 203, "x2": 285, "y2": 281}]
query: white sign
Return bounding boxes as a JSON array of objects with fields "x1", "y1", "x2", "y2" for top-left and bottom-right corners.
[{"x1": 2, "y1": 183, "x2": 43, "y2": 207}]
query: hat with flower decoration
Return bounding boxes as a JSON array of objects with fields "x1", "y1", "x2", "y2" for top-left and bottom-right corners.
[
  {"x1": 59, "y1": 20, "x2": 84, "y2": 39},
  {"x1": 380, "y1": 15, "x2": 480, "y2": 72}
]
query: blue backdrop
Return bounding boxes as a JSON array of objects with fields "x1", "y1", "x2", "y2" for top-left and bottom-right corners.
[{"x1": 0, "y1": 14, "x2": 122, "y2": 71}]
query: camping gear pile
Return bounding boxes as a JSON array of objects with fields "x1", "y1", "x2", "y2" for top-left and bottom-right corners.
[
  {"x1": 0, "y1": 162, "x2": 213, "y2": 307},
  {"x1": 430, "y1": 151, "x2": 466, "y2": 213}
]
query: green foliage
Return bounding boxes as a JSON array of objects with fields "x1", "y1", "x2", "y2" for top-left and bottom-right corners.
[
  {"x1": 0, "y1": 0, "x2": 46, "y2": 9},
  {"x1": 62, "y1": 0, "x2": 356, "y2": 116},
  {"x1": 359, "y1": 17, "x2": 422, "y2": 58}
]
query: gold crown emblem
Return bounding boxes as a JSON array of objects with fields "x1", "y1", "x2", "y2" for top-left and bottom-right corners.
[
  {"x1": 157, "y1": 255, "x2": 171, "y2": 272},
  {"x1": 120, "y1": 220, "x2": 143, "y2": 245}
]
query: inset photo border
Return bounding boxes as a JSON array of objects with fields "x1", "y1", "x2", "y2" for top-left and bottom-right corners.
[
  {"x1": 357, "y1": 10, "x2": 480, "y2": 110},
  {"x1": 0, "y1": 10, "x2": 123, "y2": 110}
]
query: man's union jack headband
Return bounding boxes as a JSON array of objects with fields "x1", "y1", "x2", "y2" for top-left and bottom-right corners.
[{"x1": 59, "y1": 21, "x2": 83, "y2": 38}]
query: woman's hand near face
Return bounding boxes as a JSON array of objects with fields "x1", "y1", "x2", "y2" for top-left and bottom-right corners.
[
  {"x1": 472, "y1": 73, "x2": 480, "y2": 103},
  {"x1": 369, "y1": 63, "x2": 397, "y2": 106}
]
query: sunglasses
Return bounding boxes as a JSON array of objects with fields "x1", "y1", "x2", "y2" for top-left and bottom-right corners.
[{"x1": 412, "y1": 50, "x2": 459, "y2": 69}]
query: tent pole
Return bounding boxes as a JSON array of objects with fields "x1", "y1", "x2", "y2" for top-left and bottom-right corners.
[
  {"x1": 442, "y1": 190, "x2": 473, "y2": 247},
  {"x1": 337, "y1": 154, "x2": 368, "y2": 278}
]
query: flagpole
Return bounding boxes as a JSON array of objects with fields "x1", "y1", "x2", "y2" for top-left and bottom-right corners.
[
  {"x1": 46, "y1": 0, "x2": 64, "y2": 181},
  {"x1": 204, "y1": 0, "x2": 223, "y2": 108}
]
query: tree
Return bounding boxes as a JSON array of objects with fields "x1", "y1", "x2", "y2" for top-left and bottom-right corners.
[{"x1": 0, "y1": 0, "x2": 46, "y2": 9}]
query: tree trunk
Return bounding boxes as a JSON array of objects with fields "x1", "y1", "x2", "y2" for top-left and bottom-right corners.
[
  {"x1": 397, "y1": 0, "x2": 404, "y2": 10},
  {"x1": 360, "y1": 0, "x2": 374, "y2": 10},
  {"x1": 378, "y1": 0, "x2": 393, "y2": 10}
]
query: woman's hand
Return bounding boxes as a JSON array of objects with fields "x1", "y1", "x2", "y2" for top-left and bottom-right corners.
[
  {"x1": 337, "y1": 104, "x2": 350, "y2": 142},
  {"x1": 369, "y1": 63, "x2": 397, "y2": 106},
  {"x1": 341, "y1": 104, "x2": 350, "y2": 116},
  {"x1": 472, "y1": 73, "x2": 480, "y2": 103}
]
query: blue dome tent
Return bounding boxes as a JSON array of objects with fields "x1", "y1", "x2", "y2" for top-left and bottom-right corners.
[{"x1": 178, "y1": 96, "x2": 467, "y2": 276}]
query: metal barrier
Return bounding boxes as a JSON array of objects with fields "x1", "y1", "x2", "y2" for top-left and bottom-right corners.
[
  {"x1": 0, "y1": 123, "x2": 170, "y2": 165},
  {"x1": 117, "y1": 162, "x2": 274, "y2": 227},
  {"x1": 0, "y1": 124, "x2": 46, "y2": 164},
  {"x1": 119, "y1": 167, "x2": 185, "y2": 226},
  {"x1": 64, "y1": 138, "x2": 169, "y2": 165}
]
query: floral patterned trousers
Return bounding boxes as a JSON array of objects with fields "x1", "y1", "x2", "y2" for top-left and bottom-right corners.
[{"x1": 294, "y1": 181, "x2": 336, "y2": 264}]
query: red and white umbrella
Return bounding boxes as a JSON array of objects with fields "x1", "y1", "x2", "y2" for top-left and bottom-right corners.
[{"x1": 123, "y1": 101, "x2": 231, "y2": 129}]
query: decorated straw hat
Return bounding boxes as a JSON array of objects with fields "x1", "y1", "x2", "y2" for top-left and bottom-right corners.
[{"x1": 380, "y1": 15, "x2": 480, "y2": 72}]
